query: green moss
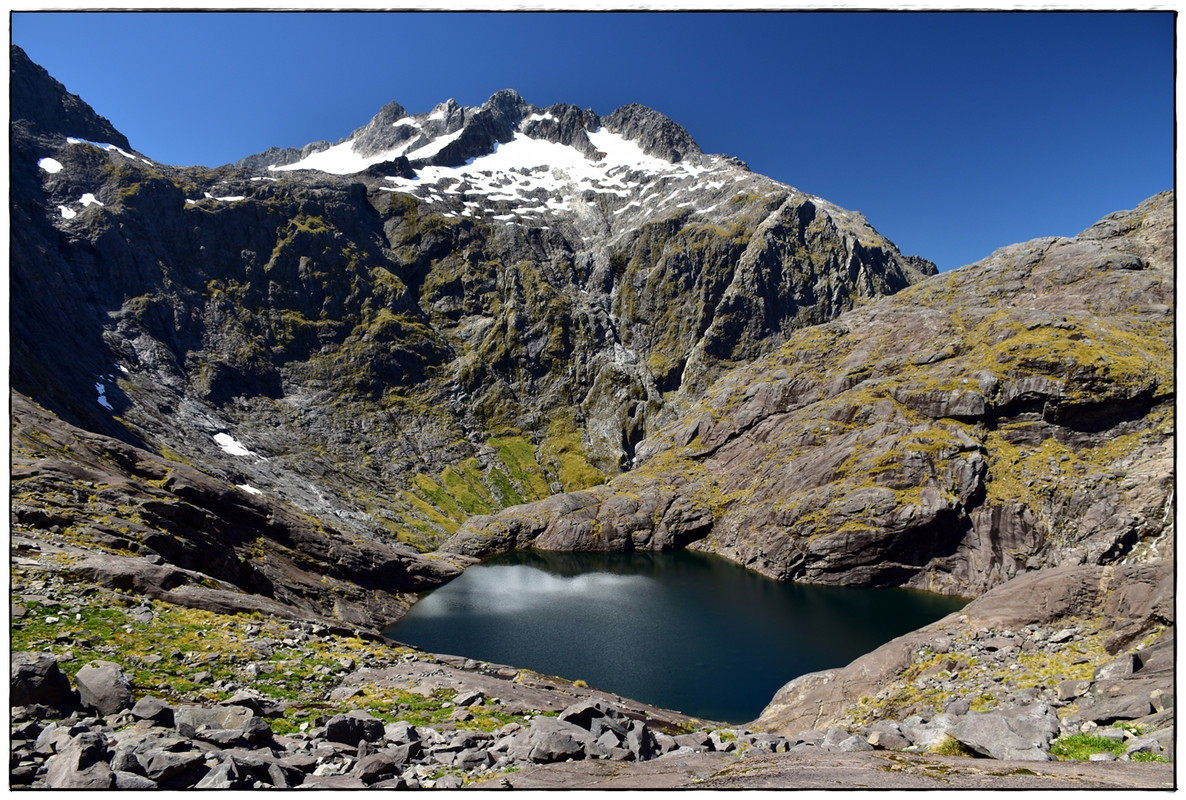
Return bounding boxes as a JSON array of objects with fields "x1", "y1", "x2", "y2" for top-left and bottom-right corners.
[
  {"x1": 931, "y1": 735, "x2": 978, "y2": 757},
  {"x1": 489, "y1": 434, "x2": 552, "y2": 501},
  {"x1": 487, "y1": 467, "x2": 525, "y2": 507},
  {"x1": 440, "y1": 464, "x2": 495, "y2": 516},
  {"x1": 1049, "y1": 733, "x2": 1128, "y2": 761},
  {"x1": 540, "y1": 414, "x2": 606, "y2": 492}
]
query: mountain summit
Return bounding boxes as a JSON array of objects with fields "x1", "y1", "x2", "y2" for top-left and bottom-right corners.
[{"x1": 11, "y1": 45, "x2": 935, "y2": 567}]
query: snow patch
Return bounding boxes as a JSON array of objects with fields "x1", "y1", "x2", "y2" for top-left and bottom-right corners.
[
  {"x1": 404, "y1": 128, "x2": 465, "y2": 161},
  {"x1": 58, "y1": 206, "x2": 77, "y2": 219},
  {"x1": 38, "y1": 157, "x2": 63, "y2": 174},
  {"x1": 269, "y1": 138, "x2": 412, "y2": 176},
  {"x1": 95, "y1": 382, "x2": 113, "y2": 411},
  {"x1": 236, "y1": 484, "x2": 263, "y2": 496},
  {"x1": 66, "y1": 137, "x2": 152, "y2": 165},
  {"x1": 79, "y1": 193, "x2": 103, "y2": 207},
  {"x1": 214, "y1": 433, "x2": 255, "y2": 458}
]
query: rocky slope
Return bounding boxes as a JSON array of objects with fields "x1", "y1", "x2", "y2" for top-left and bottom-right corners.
[
  {"x1": 10, "y1": 391, "x2": 469, "y2": 626},
  {"x1": 444, "y1": 192, "x2": 1174, "y2": 598},
  {"x1": 10, "y1": 548, "x2": 1173, "y2": 788},
  {"x1": 10, "y1": 44, "x2": 933, "y2": 558},
  {"x1": 9, "y1": 44, "x2": 1175, "y2": 787}
]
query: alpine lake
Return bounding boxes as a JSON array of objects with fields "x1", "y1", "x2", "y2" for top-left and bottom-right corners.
[{"x1": 386, "y1": 549, "x2": 967, "y2": 724}]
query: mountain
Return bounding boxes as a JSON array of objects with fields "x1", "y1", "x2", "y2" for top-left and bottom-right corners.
[
  {"x1": 444, "y1": 191, "x2": 1174, "y2": 598},
  {"x1": 10, "y1": 45, "x2": 934, "y2": 575},
  {"x1": 8, "y1": 46, "x2": 1174, "y2": 780}
]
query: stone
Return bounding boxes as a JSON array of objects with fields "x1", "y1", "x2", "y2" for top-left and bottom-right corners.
[
  {"x1": 11, "y1": 651, "x2": 74, "y2": 713},
  {"x1": 559, "y1": 698, "x2": 610, "y2": 730},
  {"x1": 136, "y1": 748, "x2": 207, "y2": 784},
  {"x1": 1076, "y1": 695, "x2": 1155, "y2": 726},
  {"x1": 194, "y1": 760, "x2": 251, "y2": 789},
  {"x1": 944, "y1": 696, "x2": 972, "y2": 716},
  {"x1": 1057, "y1": 679, "x2": 1093, "y2": 701},
  {"x1": 454, "y1": 747, "x2": 493, "y2": 771},
  {"x1": 45, "y1": 732, "x2": 114, "y2": 789},
  {"x1": 174, "y1": 704, "x2": 255, "y2": 736},
  {"x1": 454, "y1": 689, "x2": 485, "y2": 707},
  {"x1": 130, "y1": 695, "x2": 175, "y2": 726},
  {"x1": 624, "y1": 719, "x2": 657, "y2": 760},
  {"x1": 866, "y1": 729, "x2": 911, "y2": 750},
  {"x1": 352, "y1": 752, "x2": 403, "y2": 784},
  {"x1": 114, "y1": 769, "x2": 160, "y2": 788},
  {"x1": 1094, "y1": 653, "x2": 1139, "y2": 681},
  {"x1": 837, "y1": 735, "x2": 875, "y2": 752},
  {"x1": 525, "y1": 716, "x2": 597, "y2": 763},
  {"x1": 73, "y1": 660, "x2": 133, "y2": 716},
  {"x1": 949, "y1": 707, "x2": 1058, "y2": 761},
  {"x1": 35, "y1": 722, "x2": 79, "y2": 756},
  {"x1": 674, "y1": 731, "x2": 713, "y2": 750},
  {"x1": 324, "y1": 711, "x2": 386, "y2": 747},
  {"x1": 220, "y1": 690, "x2": 285, "y2": 716}
]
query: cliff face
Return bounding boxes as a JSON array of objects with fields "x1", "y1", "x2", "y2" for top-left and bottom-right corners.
[
  {"x1": 444, "y1": 192, "x2": 1174, "y2": 598},
  {"x1": 10, "y1": 45, "x2": 933, "y2": 559}
]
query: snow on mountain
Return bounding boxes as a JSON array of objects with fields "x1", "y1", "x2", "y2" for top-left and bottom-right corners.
[{"x1": 258, "y1": 92, "x2": 796, "y2": 231}]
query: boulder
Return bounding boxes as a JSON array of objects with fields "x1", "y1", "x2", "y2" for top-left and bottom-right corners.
[
  {"x1": 559, "y1": 698, "x2": 611, "y2": 730},
  {"x1": 524, "y1": 716, "x2": 597, "y2": 763},
  {"x1": 194, "y1": 759, "x2": 252, "y2": 789},
  {"x1": 113, "y1": 770, "x2": 159, "y2": 789},
  {"x1": 949, "y1": 706, "x2": 1058, "y2": 761},
  {"x1": 324, "y1": 710, "x2": 386, "y2": 746},
  {"x1": 44, "y1": 732, "x2": 114, "y2": 789},
  {"x1": 73, "y1": 660, "x2": 133, "y2": 716},
  {"x1": 351, "y1": 751, "x2": 404, "y2": 785},
  {"x1": 624, "y1": 719, "x2": 657, "y2": 760},
  {"x1": 136, "y1": 747, "x2": 208, "y2": 785},
  {"x1": 174, "y1": 704, "x2": 255, "y2": 736},
  {"x1": 1074, "y1": 694, "x2": 1154, "y2": 726},
  {"x1": 1094, "y1": 653, "x2": 1139, "y2": 681},
  {"x1": 130, "y1": 695, "x2": 175, "y2": 726},
  {"x1": 11, "y1": 651, "x2": 74, "y2": 713}
]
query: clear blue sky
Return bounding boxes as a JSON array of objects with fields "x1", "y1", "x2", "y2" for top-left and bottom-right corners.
[{"x1": 12, "y1": 10, "x2": 1174, "y2": 272}]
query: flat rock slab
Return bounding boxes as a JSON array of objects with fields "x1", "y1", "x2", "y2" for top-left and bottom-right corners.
[{"x1": 469, "y1": 750, "x2": 1174, "y2": 790}]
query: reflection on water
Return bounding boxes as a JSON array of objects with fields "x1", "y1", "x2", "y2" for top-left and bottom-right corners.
[{"x1": 386, "y1": 549, "x2": 966, "y2": 724}]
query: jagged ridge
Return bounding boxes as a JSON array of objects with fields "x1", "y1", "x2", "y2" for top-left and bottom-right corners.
[{"x1": 10, "y1": 45, "x2": 934, "y2": 560}]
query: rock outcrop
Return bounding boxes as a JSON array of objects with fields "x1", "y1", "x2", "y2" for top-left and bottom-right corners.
[
  {"x1": 753, "y1": 561, "x2": 1172, "y2": 741},
  {"x1": 445, "y1": 192, "x2": 1174, "y2": 598}
]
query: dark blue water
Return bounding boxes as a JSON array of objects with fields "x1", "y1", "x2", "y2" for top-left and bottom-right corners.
[{"x1": 385, "y1": 549, "x2": 966, "y2": 724}]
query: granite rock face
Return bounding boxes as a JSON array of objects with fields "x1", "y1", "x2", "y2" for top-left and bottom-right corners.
[
  {"x1": 10, "y1": 45, "x2": 933, "y2": 561},
  {"x1": 446, "y1": 192, "x2": 1174, "y2": 597}
]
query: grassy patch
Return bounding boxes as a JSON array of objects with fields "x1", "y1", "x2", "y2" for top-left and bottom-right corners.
[
  {"x1": 540, "y1": 414, "x2": 606, "y2": 492},
  {"x1": 489, "y1": 434, "x2": 552, "y2": 501},
  {"x1": 930, "y1": 735, "x2": 978, "y2": 757},
  {"x1": 1049, "y1": 733, "x2": 1127, "y2": 761}
]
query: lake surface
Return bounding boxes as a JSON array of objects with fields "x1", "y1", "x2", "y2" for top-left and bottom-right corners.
[{"x1": 385, "y1": 549, "x2": 966, "y2": 724}]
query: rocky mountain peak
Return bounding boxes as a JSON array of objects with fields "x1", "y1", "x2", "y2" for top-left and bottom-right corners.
[
  {"x1": 602, "y1": 102, "x2": 703, "y2": 164},
  {"x1": 11, "y1": 45, "x2": 941, "y2": 557},
  {"x1": 9, "y1": 45, "x2": 131, "y2": 150}
]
